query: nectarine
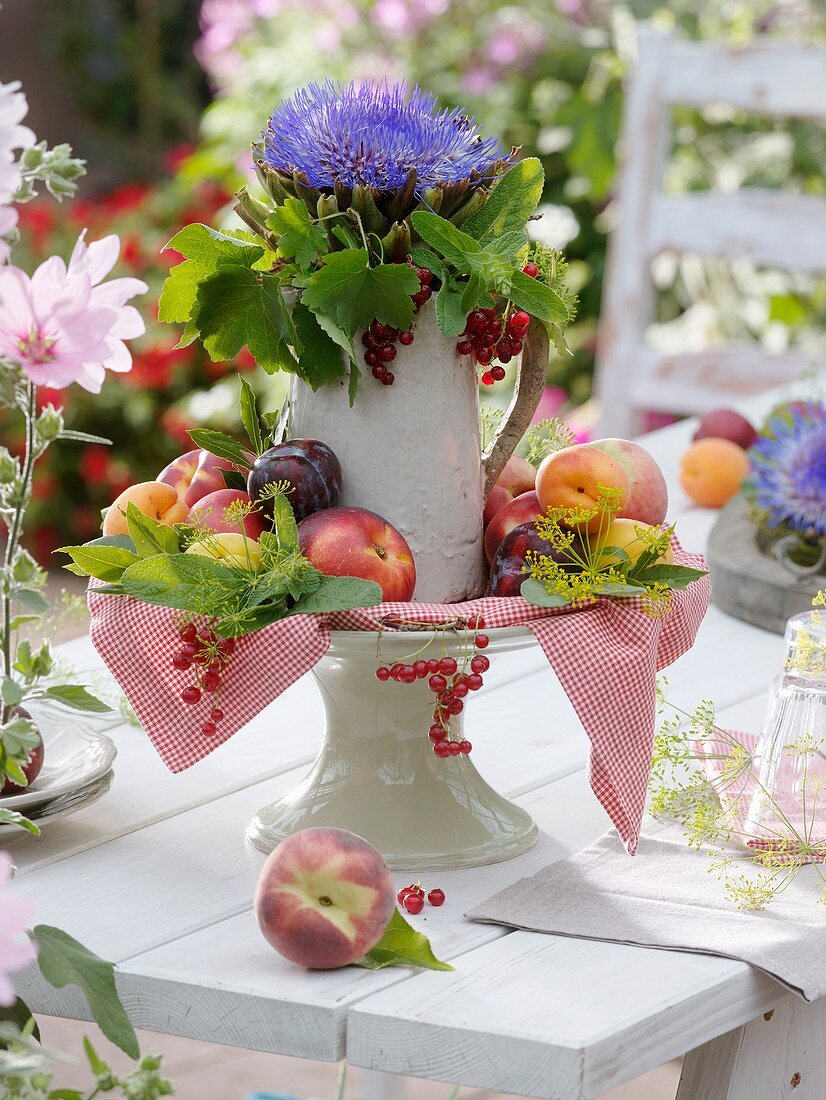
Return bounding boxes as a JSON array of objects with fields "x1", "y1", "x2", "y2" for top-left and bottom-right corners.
[
  {"x1": 484, "y1": 490, "x2": 541, "y2": 562},
  {"x1": 679, "y1": 438, "x2": 749, "y2": 508},
  {"x1": 102, "y1": 482, "x2": 187, "y2": 537},
  {"x1": 692, "y1": 409, "x2": 757, "y2": 451},
  {"x1": 591, "y1": 438, "x2": 668, "y2": 526},
  {"x1": 188, "y1": 489, "x2": 266, "y2": 540},
  {"x1": 157, "y1": 448, "x2": 252, "y2": 508},
  {"x1": 535, "y1": 444, "x2": 629, "y2": 533},
  {"x1": 483, "y1": 454, "x2": 536, "y2": 527}
]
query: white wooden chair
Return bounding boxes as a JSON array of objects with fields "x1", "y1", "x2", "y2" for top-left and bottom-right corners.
[{"x1": 594, "y1": 25, "x2": 826, "y2": 438}]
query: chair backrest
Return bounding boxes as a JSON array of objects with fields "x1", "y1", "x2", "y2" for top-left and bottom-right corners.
[{"x1": 594, "y1": 25, "x2": 826, "y2": 438}]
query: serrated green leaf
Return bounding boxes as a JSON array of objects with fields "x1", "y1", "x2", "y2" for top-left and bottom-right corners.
[
  {"x1": 509, "y1": 269, "x2": 570, "y2": 325},
  {"x1": 292, "y1": 573, "x2": 383, "y2": 613},
  {"x1": 159, "y1": 223, "x2": 265, "y2": 325},
  {"x1": 463, "y1": 157, "x2": 545, "y2": 240},
  {"x1": 194, "y1": 264, "x2": 298, "y2": 375},
  {"x1": 0, "y1": 808, "x2": 40, "y2": 835},
  {"x1": 267, "y1": 197, "x2": 329, "y2": 268},
  {"x1": 239, "y1": 377, "x2": 263, "y2": 455},
  {"x1": 301, "y1": 249, "x2": 419, "y2": 334},
  {"x1": 41, "y1": 685, "x2": 112, "y2": 713},
  {"x1": 120, "y1": 553, "x2": 249, "y2": 614},
  {"x1": 292, "y1": 302, "x2": 348, "y2": 390},
  {"x1": 125, "y1": 503, "x2": 180, "y2": 558},
  {"x1": 635, "y1": 564, "x2": 709, "y2": 590},
  {"x1": 410, "y1": 212, "x2": 480, "y2": 269},
  {"x1": 520, "y1": 578, "x2": 572, "y2": 608},
  {"x1": 188, "y1": 428, "x2": 252, "y2": 469},
  {"x1": 32, "y1": 925, "x2": 139, "y2": 1059},
  {"x1": 56, "y1": 544, "x2": 140, "y2": 583},
  {"x1": 353, "y1": 910, "x2": 453, "y2": 972}
]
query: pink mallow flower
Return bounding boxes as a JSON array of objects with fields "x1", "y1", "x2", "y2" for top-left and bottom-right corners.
[
  {"x1": 0, "y1": 231, "x2": 147, "y2": 392},
  {"x1": 0, "y1": 851, "x2": 36, "y2": 1006}
]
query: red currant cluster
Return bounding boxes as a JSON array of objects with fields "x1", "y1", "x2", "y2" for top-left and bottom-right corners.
[
  {"x1": 362, "y1": 265, "x2": 432, "y2": 386},
  {"x1": 397, "y1": 882, "x2": 445, "y2": 915},
  {"x1": 171, "y1": 619, "x2": 235, "y2": 736},
  {"x1": 455, "y1": 262, "x2": 540, "y2": 385},
  {"x1": 374, "y1": 617, "x2": 491, "y2": 757}
]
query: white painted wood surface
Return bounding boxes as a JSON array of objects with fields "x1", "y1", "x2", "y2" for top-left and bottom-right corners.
[
  {"x1": 594, "y1": 26, "x2": 826, "y2": 438},
  {"x1": 6, "y1": 391, "x2": 808, "y2": 1097}
]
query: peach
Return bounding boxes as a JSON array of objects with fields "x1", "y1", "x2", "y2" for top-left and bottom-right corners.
[
  {"x1": 187, "y1": 489, "x2": 267, "y2": 540},
  {"x1": 102, "y1": 481, "x2": 187, "y2": 537},
  {"x1": 591, "y1": 438, "x2": 668, "y2": 526},
  {"x1": 484, "y1": 490, "x2": 541, "y2": 562},
  {"x1": 483, "y1": 454, "x2": 536, "y2": 527},
  {"x1": 157, "y1": 448, "x2": 253, "y2": 508},
  {"x1": 595, "y1": 518, "x2": 673, "y2": 568},
  {"x1": 185, "y1": 532, "x2": 263, "y2": 571},
  {"x1": 679, "y1": 438, "x2": 749, "y2": 508},
  {"x1": 254, "y1": 827, "x2": 395, "y2": 969},
  {"x1": 692, "y1": 409, "x2": 757, "y2": 451},
  {"x1": 535, "y1": 444, "x2": 629, "y2": 533},
  {"x1": 298, "y1": 507, "x2": 416, "y2": 602}
]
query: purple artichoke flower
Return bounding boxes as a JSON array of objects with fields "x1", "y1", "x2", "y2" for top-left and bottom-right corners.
[{"x1": 748, "y1": 405, "x2": 826, "y2": 535}]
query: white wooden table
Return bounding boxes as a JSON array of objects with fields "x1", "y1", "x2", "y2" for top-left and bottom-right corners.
[{"x1": 8, "y1": 391, "x2": 819, "y2": 1099}]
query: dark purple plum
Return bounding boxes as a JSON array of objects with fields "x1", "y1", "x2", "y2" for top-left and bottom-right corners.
[
  {"x1": 1, "y1": 707, "x2": 44, "y2": 796},
  {"x1": 490, "y1": 523, "x2": 580, "y2": 597},
  {"x1": 248, "y1": 438, "x2": 343, "y2": 523}
]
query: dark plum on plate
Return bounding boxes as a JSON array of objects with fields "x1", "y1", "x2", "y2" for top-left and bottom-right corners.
[
  {"x1": 248, "y1": 439, "x2": 343, "y2": 523},
  {"x1": 1, "y1": 707, "x2": 44, "y2": 796},
  {"x1": 490, "y1": 522, "x2": 580, "y2": 597}
]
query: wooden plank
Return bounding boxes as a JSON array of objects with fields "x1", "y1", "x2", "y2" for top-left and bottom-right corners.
[
  {"x1": 661, "y1": 38, "x2": 826, "y2": 120},
  {"x1": 648, "y1": 191, "x2": 826, "y2": 273}
]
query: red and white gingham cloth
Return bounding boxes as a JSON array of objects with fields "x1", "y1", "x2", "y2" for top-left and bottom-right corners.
[{"x1": 88, "y1": 545, "x2": 710, "y2": 854}]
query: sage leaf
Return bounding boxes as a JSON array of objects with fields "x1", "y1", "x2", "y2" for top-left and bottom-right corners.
[
  {"x1": 520, "y1": 578, "x2": 572, "y2": 608},
  {"x1": 292, "y1": 574, "x2": 382, "y2": 613},
  {"x1": 56, "y1": 544, "x2": 140, "y2": 584}
]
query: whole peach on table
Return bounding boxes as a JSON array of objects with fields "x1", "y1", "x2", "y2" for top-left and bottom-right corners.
[
  {"x1": 679, "y1": 438, "x2": 750, "y2": 508},
  {"x1": 484, "y1": 490, "x2": 541, "y2": 562},
  {"x1": 156, "y1": 448, "x2": 253, "y2": 508},
  {"x1": 483, "y1": 454, "x2": 536, "y2": 527},
  {"x1": 102, "y1": 482, "x2": 187, "y2": 537},
  {"x1": 187, "y1": 489, "x2": 267, "y2": 540},
  {"x1": 298, "y1": 507, "x2": 416, "y2": 602},
  {"x1": 594, "y1": 518, "x2": 674, "y2": 568},
  {"x1": 692, "y1": 409, "x2": 757, "y2": 451},
  {"x1": 185, "y1": 532, "x2": 263, "y2": 571},
  {"x1": 535, "y1": 444, "x2": 629, "y2": 533},
  {"x1": 590, "y1": 438, "x2": 668, "y2": 526},
  {"x1": 254, "y1": 827, "x2": 395, "y2": 969}
]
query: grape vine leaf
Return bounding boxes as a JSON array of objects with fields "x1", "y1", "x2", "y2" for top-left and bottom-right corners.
[
  {"x1": 353, "y1": 910, "x2": 454, "y2": 971},
  {"x1": 267, "y1": 197, "x2": 329, "y2": 269},
  {"x1": 301, "y1": 249, "x2": 419, "y2": 334},
  {"x1": 194, "y1": 264, "x2": 299, "y2": 375},
  {"x1": 159, "y1": 224, "x2": 265, "y2": 326},
  {"x1": 462, "y1": 157, "x2": 545, "y2": 241},
  {"x1": 292, "y1": 302, "x2": 348, "y2": 390}
]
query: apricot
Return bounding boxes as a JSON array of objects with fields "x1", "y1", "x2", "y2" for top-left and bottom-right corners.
[
  {"x1": 679, "y1": 438, "x2": 749, "y2": 509},
  {"x1": 102, "y1": 482, "x2": 187, "y2": 537},
  {"x1": 535, "y1": 444, "x2": 629, "y2": 533}
]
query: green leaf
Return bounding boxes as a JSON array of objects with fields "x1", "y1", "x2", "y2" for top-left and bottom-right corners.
[
  {"x1": 410, "y1": 212, "x2": 480, "y2": 270},
  {"x1": 120, "y1": 553, "x2": 249, "y2": 615},
  {"x1": 434, "y1": 279, "x2": 470, "y2": 339},
  {"x1": 31, "y1": 925, "x2": 139, "y2": 1059},
  {"x1": 260, "y1": 499, "x2": 298, "y2": 555},
  {"x1": 194, "y1": 264, "x2": 298, "y2": 375},
  {"x1": 0, "y1": 808, "x2": 40, "y2": 836},
  {"x1": 520, "y1": 578, "x2": 572, "y2": 608},
  {"x1": 41, "y1": 685, "x2": 112, "y2": 713},
  {"x1": 1, "y1": 677, "x2": 24, "y2": 707},
  {"x1": 221, "y1": 468, "x2": 249, "y2": 492},
  {"x1": 215, "y1": 602, "x2": 290, "y2": 637},
  {"x1": 125, "y1": 504, "x2": 180, "y2": 558},
  {"x1": 463, "y1": 157, "x2": 545, "y2": 240},
  {"x1": 292, "y1": 573, "x2": 383, "y2": 614},
  {"x1": 58, "y1": 429, "x2": 112, "y2": 446},
  {"x1": 56, "y1": 544, "x2": 140, "y2": 583},
  {"x1": 636, "y1": 564, "x2": 710, "y2": 590},
  {"x1": 82, "y1": 534, "x2": 137, "y2": 553},
  {"x1": 508, "y1": 269, "x2": 570, "y2": 326},
  {"x1": 301, "y1": 249, "x2": 419, "y2": 334},
  {"x1": 239, "y1": 377, "x2": 263, "y2": 455},
  {"x1": 267, "y1": 197, "x2": 329, "y2": 268},
  {"x1": 8, "y1": 615, "x2": 39, "y2": 632},
  {"x1": 292, "y1": 302, "x2": 348, "y2": 390},
  {"x1": 353, "y1": 910, "x2": 453, "y2": 971},
  {"x1": 159, "y1": 223, "x2": 265, "y2": 325},
  {"x1": 597, "y1": 581, "x2": 647, "y2": 596},
  {"x1": 348, "y1": 360, "x2": 361, "y2": 407},
  {"x1": 15, "y1": 589, "x2": 49, "y2": 613},
  {"x1": 188, "y1": 428, "x2": 252, "y2": 470}
]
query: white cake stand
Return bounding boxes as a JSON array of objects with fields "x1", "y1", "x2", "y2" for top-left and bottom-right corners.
[{"x1": 246, "y1": 625, "x2": 540, "y2": 870}]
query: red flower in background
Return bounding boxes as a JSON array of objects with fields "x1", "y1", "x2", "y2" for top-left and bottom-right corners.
[{"x1": 126, "y1": 343, "x2": 189, "y2": 390}]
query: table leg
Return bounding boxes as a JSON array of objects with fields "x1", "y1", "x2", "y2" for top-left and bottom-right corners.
[
  {"x1": 361, "y1": 1068, "x2": 405, "y2": 1100},
  {"x1": 676, "y1": 996, "x2": 824, "y2": 1099}
]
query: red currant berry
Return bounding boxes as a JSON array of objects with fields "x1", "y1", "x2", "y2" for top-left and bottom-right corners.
[
  {"x1": 181, "y1": 643, "x2": 197, "y2": 661},
  {"x1": 365, "y1": 350, "x2": 379, "y2": 367},
  {"x1": 475, "y1": 633, "x2": 490, "y2": 649},
  {"x1": 400, "y1": 666, "x2": 417, "y2": 684},
  {"x1": 375, "y1": 666, "x2": 391, "y2": 681},
  {"x1": 202, "y1": 670, "x2": 221, "y2": 693},
  {"x1": 399, "y1": 330, "x2": 414, "y2": 346},
  {"x1": 180, "y1": 622, "x2": 197, "y2": 643},
  {"x1": 371, "y1": 364, "x2": 388, "y2": 380},
  {"x1": 510, "y1": 310, "x2": 530, "y2": 332},
  {"x1": 447, "y1": 740, "x2": 462, "y2": 755},
  {"x1": 467, "y1": 615, "x2": 486, "y2": 630},
  {"x1": 456, "y1": 339, "x2": 473, "y2": 355},
  {"x1": 379, "y1": 344, "x2": 397, "y2": 362},
  {"x1": 210, "y1": 707, "x2": 225, "y2": 722},
  {"x1": 439, "y1": 656, "x2": 458, "y2": 675},
  {"x1": 181, "y1": 686, "x2": 201, "y2": 705},
  {"x1": 509, "y1": 339, "x2": 523, "y2": 355},
  {"x1": 403, "y1": 892, "x2": 424, "y2": 915},
  {"x1": 427, "y1": 658, "x2": 440, "y2": 673},
  {"x1": 466, "y1": 310, "x2": 486, "y2": 333},
  {"x1": 411, "y1": 660, "x2": 427, "y2": 679},
  {"x1": 471, "y1": 654, "x2": 490, "y2": 673},
  {"x1": 172, "y1": 650, "x2": 192, "y2": 671},
  {"x1": 429, "y1": 724, "x2": 447, "y2": 742},
  {"x1": 481, "y1": 371, "x2": 494, "y2": 386},
  {"x1": 218, "y1": 638, "x2": 236, "y2": 655},
  {"x1": 497, "y1": 350, "x2": 513, "y2": 365},
  {"x1": 522, "y1": 262, "x2": 539, "y2": 278},
  {"x1": 452, "y1": 681, "x2": 469, "y2": 698},
  {"x1": 466, "y1": 673, "x2": 484, "y2": 691},
  {"x1": 418, "y1": 268, "x2": 433, "y2": 285},
  {"x1": 433, "y1": 741, "x2": 451, "y2": 758},
  {"x1": 476, "y1": 347, "x2": 493, "y2": 366},
  {"x1": 427, "y1": 888, "x2": 446, "y2": 906},
  {"x1": 381, "y1": 372, "x2": 394, "y2": 385},
  {"x1": 390, "y1": 663, "x2": 405, "y2": 680},
  {"x1": 397, "y1": 886, "x2": 413, "y2": 904},
  {"x1": 428, "y1": 673, "x2": 447, "y2": 693},
  {"x1": 459, "y1": 740, "x2": 473, "y2": 754},
  {"x1": 200, "y1": 721, "x2": 218, "y2": 737},
  {"x1": 447, "y1": 697, "x2": 464, "y2": 715},
  {"x1": 372, "y1": 322, "x2": 390, "y2": 340},
  {"x1": 490, "y1": 365, "x2": 507, "y2": 382},
  {"x1": 486, "y1": 318, "x2": 502, "y2": 338},
  {"x1": 362, "y1": 330, "x2": 377, "y2": 348}
]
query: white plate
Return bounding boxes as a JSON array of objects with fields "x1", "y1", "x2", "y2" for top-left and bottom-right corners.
[
  {"x1": 0, "y1": 770, "x2": 113, "y2": 838},
  {"x1": 0, "y1": 704, "x2": 116, "y2": 811}
]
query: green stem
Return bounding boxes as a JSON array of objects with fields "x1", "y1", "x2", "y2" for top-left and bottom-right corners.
[{"x1": 2, "y1": 382, "x2": 37, "y2": 724}]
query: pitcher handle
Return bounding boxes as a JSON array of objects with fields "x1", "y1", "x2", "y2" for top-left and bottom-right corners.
[{"x1": 481, "y1": 322, "x2": 549, "y2": 499}]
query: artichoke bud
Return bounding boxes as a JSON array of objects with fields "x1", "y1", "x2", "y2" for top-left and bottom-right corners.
[
  {"x1": 333, "y1": 180, "x2": 353, "y2": 211},
  {"x1": 35, "y1": 405, "x2": 62, "y2": 441},
  {"x1": 448, "y1": 185, "x2": 490, "y2": 228},
  {"x1": 418, "y1": 187, "x2": 444, "y2": 214},
  {"x1": 0, "y1": 449, "x2": 18, "y2": 484},
  {"x1": 381, "y1": 222, "x2": 411, "y2": 264},
  {"x1": 291, "y1": 170, "x2": 320, "y2": 214},
  {"x1": 235, "y1": 186, "x2": 272, "y2": 227},
  {"x1": 316, "y1": 194, "x2": 339, "y2": 220},
  {"x1": 383, "y1": 169, "x2": 418, "y2": 224},
  {"x1": 351, "y1": 184, "x2": 386, "y2": 235}
]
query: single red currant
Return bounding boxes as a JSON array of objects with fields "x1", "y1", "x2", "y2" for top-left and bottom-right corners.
[
  {"x1": 465, "y1": 673, "x2": 484, "y2": 691},
  {"x1": 471, "y1": 654, "x2": 490, "y2": 673},
  {"x1": 522, "y1": 262, "x2": 539, "y2": 278},
  {"x1": 459, "y1": 740, "x2": 473, "y2": 754},
  {"x1": 381, "y1": 372, "x2": 395, "y2": 385},
  {"x1": 466, "y1": 310, "x2": 487, "y2": 333},
  {"x1": 456, "y1": 339, "x2": 473, "y2": 355},
  {"x1": 372, "y1": 321, "x2": 391, "y2": 340},
  {"x1": 428, "y1": 673, "x2": 447, "y2": 693},
  {"x1": 510, "y1": 310, "x2": 530, "y2": 332},
  {"x1": 202, "y1": 670, "x2": 221, "y2": 693},
  {"x1": 476, "y1": 347, "x2": 493, "y2": 366},
  {"x1": 399, "y1": 330, "x2": 415, "y2": 346},
  {"x1": 510, "y1": 339, "x2": 523, "y2": 355},
  {"x1": 481, "y1": 371, "x2": 494, "y2": 386},
  {"x1": 375, "y1": 666, "x2": 391, "y2": 681},
  {"x1": 181, "y1": 643, "x2": 197, "y2": 661},
  {"x1": 447, "y1": 740, "x2": 462, "y2": 755},
  {"x1": 172, "y1": 650, "x2": 192, "y2": 671},
  {"x1": 413, "y1": 660, "x2": 429, "y2": 679},
  {"x1": 418, "y1": 268, "x2": 433, "y2": 285},
  {"x1": 210, "y1": 707, "x2": 225, "y2": 722},
  {"x1": 181, "y1": 686, "x2": 201, "y2": 705},
  {"x1": 200, "y1": 721, "x2": 218, "y2": 736},
  {"x1": 180, "y1": 622, "x2": 197, "y2": 643},
  {"x1": 452, "y1": 681, "x2": 469, "y2": 698},
  {"x1": 439, "y1": 656, "x2": 458, "y2": 675},
  {"x1": 429, "y1": 724, "x2": 447, "y2": 742},
  {"x1": 467, "y1": 615, "x2": 486, "y2": 630},
  {"x1": 427, "y1": 658, "x2": 440, "y2": 673},
  {"x1": 379, "y1": 344, "x2": 397, "y2": 362},
  {"x1": 397, "y1": 886, "x2": 414, "y2": 905},
  {"x1": 475, "y1": 633, "x2": 490, "y2": 649},
  {"x1": 490, "y1": 365, "x2": 507, "y2": 382},
  {"x1": 403, "y1": 892, "x2": 424, "y2": 915},
  {"x1": 371, "y1": 364, "x2": 388, "y2": 381},
  {"x1": 433, "y1": 741, "x2": 451, "y2": 758},
  {"x1": 427, "y1": 888, "x2": 446, "y2": 906},
  {"x1": 365, "y1": 350, "x2": 379, "y2": 367}
]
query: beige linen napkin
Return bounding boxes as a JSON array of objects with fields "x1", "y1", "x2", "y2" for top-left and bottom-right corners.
[{"x1": 467, "y1": 818, "x2": 826, "y2": 1002}]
